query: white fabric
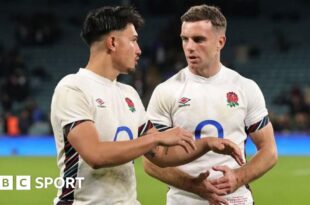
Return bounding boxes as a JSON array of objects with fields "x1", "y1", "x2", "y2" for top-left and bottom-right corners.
[
  {"x1": 51, "y1": 68, "x2": 148, "y2": 205},
  {"x1": 147, "y1": 65, "x2": 268, "y2": 205}
]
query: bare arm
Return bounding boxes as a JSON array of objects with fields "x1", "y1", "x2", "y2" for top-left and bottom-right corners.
[
  {"x1": 211, "y1": 122, "x2": 278, "y2": 193},
  {"x1": 144, "y1": 132, "x2": 244, "y2": 167},
  {"x1": 143, "y1": 157, "x2": 229, "y2": 205},
  {"x1": 67, "y1": 121, "x2": 195, "y2": 169},
  {"x1": 237, "y1": 122, "x2": 278, "y2": 183},
  {"x1": 143, "y1": 134, "x2": 245, "y2": 205}
]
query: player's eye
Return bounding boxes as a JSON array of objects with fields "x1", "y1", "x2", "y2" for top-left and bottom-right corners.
[
  {"x1": 192, "y1": 36, "x2": 205, "y2": 43},
  {"x1": 132, "y1": 36, "x2": 138, "y2": 42},
  {"x1": 180, "y1": 36, "x2": 188, "y2": 42}
]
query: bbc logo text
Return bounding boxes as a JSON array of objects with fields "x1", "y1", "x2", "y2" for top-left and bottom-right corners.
[{"x1": 0, "y1": 176, "x2": 84, "y2": 190}]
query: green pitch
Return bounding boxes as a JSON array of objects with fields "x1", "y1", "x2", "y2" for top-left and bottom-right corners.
[{"x1": 0, "y1": 156, "x2": 309, "y2": 205}]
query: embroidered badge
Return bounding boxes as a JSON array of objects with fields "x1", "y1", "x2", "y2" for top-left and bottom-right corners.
[
  {"x1": 125, "y1": 97, "x2": 136, "y2": 112},
  {"x1": 96, "y1": 98, "x2": 106, "y2": 107},
  {"x1": 178, "y1": 97, "x2": 191, "y2": 107},
  {"x1": 227, "y1": 92, "x2": 239, "y2": 107}
]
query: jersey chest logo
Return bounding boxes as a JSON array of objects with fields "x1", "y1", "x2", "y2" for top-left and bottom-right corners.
[
  {"x1": 178, "y1": 97, "x2": 191, "y2": 107},
  {"x1": 226, "y1": 92, "x2": 239, "y2": 107},
  {"x1": 96, "y1": 98, "x2": 106, "y2": 108},
  {"x1": 125, "y1": 97, "x2": 136, "y2": 112}
]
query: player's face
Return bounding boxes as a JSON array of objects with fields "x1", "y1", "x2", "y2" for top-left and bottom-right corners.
[
  {"x1": 180, "y1": 20, "x2": 225, "y2": 71},
  {"x1": 113, "y1": 24, "x2": 141, "y2": 73}
]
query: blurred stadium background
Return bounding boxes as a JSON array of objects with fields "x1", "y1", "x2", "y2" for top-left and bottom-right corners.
[{"x1": 0, "y1": 0, "x2": 309, "y2": 204}]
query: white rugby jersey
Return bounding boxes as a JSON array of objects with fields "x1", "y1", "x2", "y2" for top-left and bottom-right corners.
[
  {"x1": 147, "y1": 65, "x2": 268, "y2": 205},
  {"x1": 51, "y1": 68, "x2": 149, "y2": 205}
]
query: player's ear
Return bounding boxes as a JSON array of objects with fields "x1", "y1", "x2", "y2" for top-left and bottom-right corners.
[
  {"x1": 218, "y1": 35, "x2": 226, "y2": 51},
  {"x1": 106, "y1": 35, "x2": 117, "y2": 52}
]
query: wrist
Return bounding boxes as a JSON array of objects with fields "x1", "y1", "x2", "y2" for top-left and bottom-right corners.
[
  {"x1": 183, "y1": 175, "x2": 197, "y2": 193},
  {"x1": 201, "y1": 137, "x2": 211, "y2": 151},
  {"x1": 234, "y1": 167, "x2": 246, "y2": 187},
  {"x1": 149, "y1": 132, "x2": 161, "y2": 147},
  {"x1": 188, "y1": 176, "x2": 206, "y2": 197}
]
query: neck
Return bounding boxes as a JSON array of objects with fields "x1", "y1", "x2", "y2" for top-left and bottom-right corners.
[
  {"x1": 189, "y1": 62, "x2": 221, "y2": 78},
  {"x1": 85, "y1": 50, "x2": 119, "y2": 81}
]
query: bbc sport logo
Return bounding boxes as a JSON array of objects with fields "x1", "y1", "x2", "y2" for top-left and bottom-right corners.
[{"x1": 0, "y1": 175, "x2": 84, "y2": 190}]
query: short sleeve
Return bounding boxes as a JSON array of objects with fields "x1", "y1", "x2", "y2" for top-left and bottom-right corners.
[
  {"x1": 52, "y1": 86, "x2": 94, "y2": 128},
  {"x1": 244, "y1": 80, "x2": 268, "y2": 127},
  {"x1": 147, "y1": 85, "x2": 172, "y2": 128}
]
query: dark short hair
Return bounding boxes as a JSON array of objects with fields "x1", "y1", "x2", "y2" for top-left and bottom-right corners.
[
  {"x1": 181, "y1": 5, "x2": 226, "y2": 32},
  {"x1": 81, "y1": 6, "x2": 144, "y2": 46}
]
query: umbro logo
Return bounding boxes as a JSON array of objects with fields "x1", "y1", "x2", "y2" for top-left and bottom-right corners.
[
  {"x1": 178, "y1": 97, "x2": 191, "y2": 107},
  {"x1": 96, "y1": 98, "x2": 106, "y2": 108}
]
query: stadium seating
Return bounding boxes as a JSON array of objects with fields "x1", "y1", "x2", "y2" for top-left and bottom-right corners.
[{"x1": 0, "y1": 0, "x2": 309, "y2": 128}]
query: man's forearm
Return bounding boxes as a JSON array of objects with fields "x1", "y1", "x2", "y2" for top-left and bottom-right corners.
[
  {"x1": 236, "y1": 145, "x2": 277, "y2": 186},
  {"x1": 143, "y1": 157, "x2": 197, "y2": 192},
  {"x1": 237, "y1": 124, "x2": 278, "y2": 185},
  {"x1": 147, "y1": 137, "x2": 211, "y2": 167},
  {"x1": 147, "y1": 136, "x2": 244, "y2": 167}
]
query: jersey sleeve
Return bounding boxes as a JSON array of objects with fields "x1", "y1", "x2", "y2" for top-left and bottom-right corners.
[
  {"x1": 244, "y1": 80, "x2": 268, "y2": 127},
  {"x1": 53, "y1": 85, "x2": 94, "y2": 128},
  {"x1": 147, "y1": 85, "x2": 172, "y2": 130}
]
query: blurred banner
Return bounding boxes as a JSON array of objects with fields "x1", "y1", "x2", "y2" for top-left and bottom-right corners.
[
  {"x1": 0, "y1": 136, "x2": 55, "y2": 156},
  {"x1": 0, "y1": 134, "x2": 309, "y2": 156},
  {"x1": 246, "y1": 134, "x2": 310, "y2": 156}
]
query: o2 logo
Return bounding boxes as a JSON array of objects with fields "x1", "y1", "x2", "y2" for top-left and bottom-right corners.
[
  {"x1": 194, "y1": 120, "x2": 223, "y2": 139},
  {"x1": 113, "y1": 120, "x2": 223, "y2": 142},
  {"x1": 113, "y1": 126, "x2": 134, "y2": 163},
  {"x1": 113, "y1": 126, "x2": 133, "y2": 141}
]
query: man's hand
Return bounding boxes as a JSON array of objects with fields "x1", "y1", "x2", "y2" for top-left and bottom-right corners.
[
  {"x1": 206, "y1": 138, "x2": 244, "y2": 166},
  {"x1": 210, "y1": 166, "x2": 242, "y2": 194},
  {"x1": 156, "y1": 127, "x2": 196, "y2": 153},
  {"x1": 190, "y1": 171, "x2": 228, "y2": 205}
]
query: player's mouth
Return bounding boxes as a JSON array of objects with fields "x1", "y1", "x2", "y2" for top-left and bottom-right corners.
[
  {"x1": 135, "y1": 57, "x2": 140, "y2": 65},
  {"x1": 187, "y1": 55, "x2": 199, "y2": 63}
]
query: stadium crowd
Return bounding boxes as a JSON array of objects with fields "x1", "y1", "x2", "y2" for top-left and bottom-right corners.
[
  {"x1": 0, "y1": 0, "x2": 310, "y2": 136},
  {"x1": 0, "y1": 45, "x2": 51, "y2": 136}
]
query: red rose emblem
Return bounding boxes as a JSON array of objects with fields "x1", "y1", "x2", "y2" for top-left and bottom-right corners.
[
  {"x1": 227, "y1": 92, "x2": 239, "y2": 107},
  {"x1": 125, "y1": 97, "x2": 136, "y2": 112}
]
